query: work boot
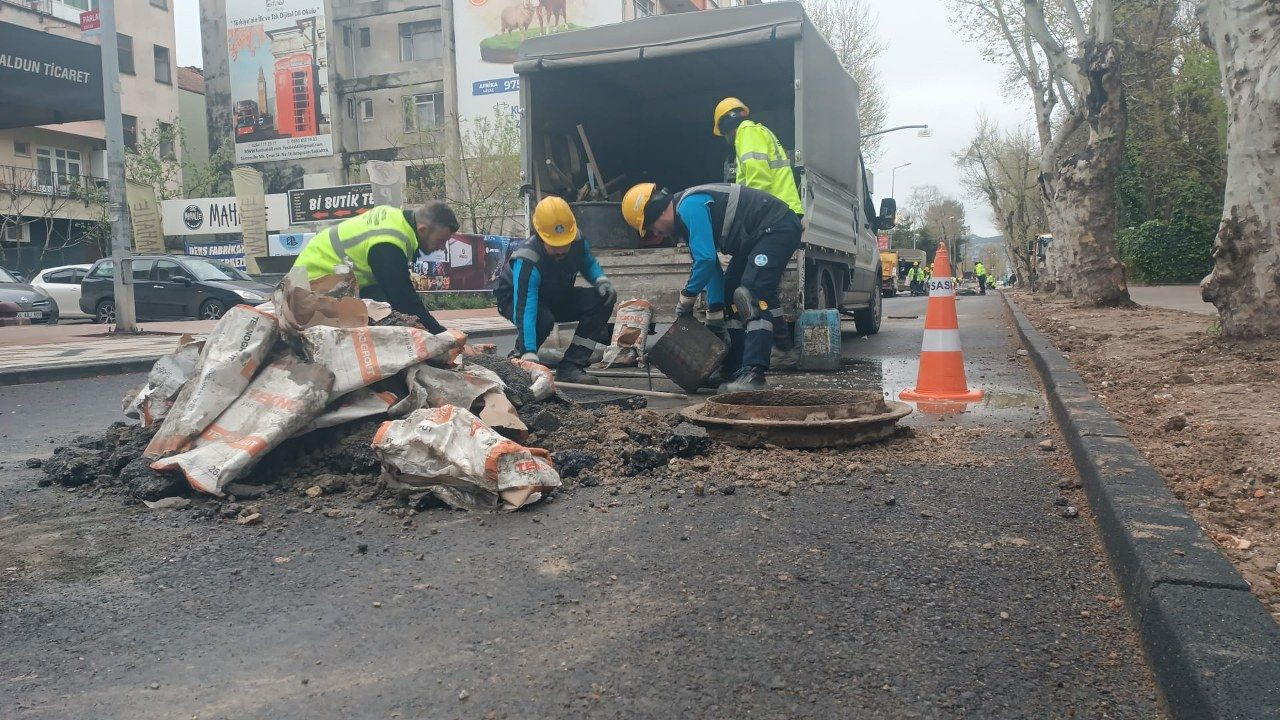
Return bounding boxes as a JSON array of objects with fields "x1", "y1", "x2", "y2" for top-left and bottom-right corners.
[
  {"x1": 555, "y1": 363, "x2": 599, "y2": 385},
  {"x1": 700, "y1": 369, "x2": 725, "y2": 390},
  {"x1": 718, "y1": 366, "x2": 767, "y2": 393}
]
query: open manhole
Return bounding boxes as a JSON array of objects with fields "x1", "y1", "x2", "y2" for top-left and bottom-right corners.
[{"x1": 680, "y1": 389, "x2": 911, "y2": 449}]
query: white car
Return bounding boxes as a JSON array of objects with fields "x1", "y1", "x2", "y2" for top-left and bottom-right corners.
[{"x1": 31, "y1": 264, "x2": 92, "y2": 320}]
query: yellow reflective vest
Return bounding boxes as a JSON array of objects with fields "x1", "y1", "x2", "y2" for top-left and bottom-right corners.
[
  {"x1": 734, "y1": 120, "x2": 803, "y2": 216},
  {"x1": 295, "y1": 206, "x2": 419, "y2": 288},
  {"x1": 974, "y1": 262, "x2": 987, "y2": 277}
]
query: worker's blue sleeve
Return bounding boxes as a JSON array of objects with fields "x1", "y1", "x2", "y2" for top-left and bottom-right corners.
[
  {"x1": 580, "y1": 240, "x2": 604, "y2": 284},
  {"x1": 511, "y1": 258, "x2": 542, "y2": 354},
  {"x1": 677, "y1": 194, "x2": 724, "y2": 305}
]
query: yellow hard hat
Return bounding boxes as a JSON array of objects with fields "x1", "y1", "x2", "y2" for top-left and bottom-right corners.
[
  {"x1": 712, "y1": 97, "x2": 748, "y2": 136},
  {"x1": 622, "y1": 182, "x2": 657, "y2": 236},
  {"x1": 532, "y1": 196, "x2": 578, "y2": 247}
]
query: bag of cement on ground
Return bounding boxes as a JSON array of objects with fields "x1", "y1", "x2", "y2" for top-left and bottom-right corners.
[
  {"x1": 145, "y1": 306, "x2": 279, "y2": 457},
  {"x1": 391, "y1": 362, "x2": 505, "y2": 417},
  {"x1": 123, "y1": 335, "x2": 205, "y2": 427},
  {"x1": 302, "y1": 325, "x2": 467, "y2": 398},
  {"x1": 372, "y1": 406, "x2": 560, "y2": 511},
  {"x1": 273, "y1": 265, "x2": 368, "y2": 338},
  {"x1": 510, "y1": 357, "x2": 555, "y2": 402},
  {"x1": 152, "y1": 355, "x2": 334, "y2": 496},
  {"x1": 297, "y1": 386, "x2": 402, "y2": 436},
  {"x1": 597, "y1": 299, "x2": 653, "y2": 368}
]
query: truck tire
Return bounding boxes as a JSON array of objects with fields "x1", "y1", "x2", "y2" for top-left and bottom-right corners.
[
  {"x1": 853, "y1": 265, "x2": 882, "y2": 335},
  {"x1": 804, "y1": 263, "x2": 840, "y2": 310}
]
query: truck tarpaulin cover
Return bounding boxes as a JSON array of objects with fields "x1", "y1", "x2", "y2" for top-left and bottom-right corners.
[{"x1": 0, "y1": 21, "x2": 104, "y2": 129}]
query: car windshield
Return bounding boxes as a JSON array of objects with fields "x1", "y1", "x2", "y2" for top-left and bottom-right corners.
[
  {"x1": 184, "y1": 258, "x2": 251, "y2": 281},
  {"x1": 0, "y1": 267, "x2": 19, "y2": 283}
]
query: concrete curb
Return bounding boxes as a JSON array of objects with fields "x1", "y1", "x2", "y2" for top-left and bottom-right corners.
[
  {"x1": 0, "y1": 325, "x2": 516, "y2": 387},
  {"x1": 1002, "y1": 292, "x2": 1280, "y2": 720}
]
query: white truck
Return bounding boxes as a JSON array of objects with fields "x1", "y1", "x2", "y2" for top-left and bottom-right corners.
[{"x1": 514, "y1": 1, "x2": 896, "y2": 335}]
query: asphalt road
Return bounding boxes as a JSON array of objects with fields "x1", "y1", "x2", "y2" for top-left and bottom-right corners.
[{"x1": 0, "y1": 294, "x2": 1162, "y2": 719}]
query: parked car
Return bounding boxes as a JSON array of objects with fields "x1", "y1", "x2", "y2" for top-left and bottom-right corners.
[
  {"x1": 31, "y1": 264, "x2": 92, "y2": 320},
  {"x1": 79, "y1": 254, "x2": 273, "y2": 323},
  {"x1": 0, "y1": 265, "x2": 59, "y2": 324}
]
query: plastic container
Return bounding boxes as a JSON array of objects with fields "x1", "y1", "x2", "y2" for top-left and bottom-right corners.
[
  {"x1": 794, "y1": 309, "x2": 841, "y2": 371},
  {"x1": 648, "y1": 316, "x2": 728, "y2": 393}
]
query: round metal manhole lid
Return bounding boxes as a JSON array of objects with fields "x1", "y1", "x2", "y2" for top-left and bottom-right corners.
[
  {"x1": 701, "y1": 389, "x2": 888, "y2": 422},
  {"x1": 681, "y1": 388, "x2": 912, "y2": 449}
]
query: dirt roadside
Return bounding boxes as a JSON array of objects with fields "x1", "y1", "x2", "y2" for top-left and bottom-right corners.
[{"x1": 1011, "y1": 290, "x2": 1280, "y2": 622}]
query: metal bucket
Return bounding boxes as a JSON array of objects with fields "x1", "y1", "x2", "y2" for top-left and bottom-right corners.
[{"x1": 647, "y1": 316, "x2": 727, "y2": 393}]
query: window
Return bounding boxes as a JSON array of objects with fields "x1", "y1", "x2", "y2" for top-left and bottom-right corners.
[
  {"x1": 633, "y1": 0, "x2": 654, "y2": 17},
  {"x1": 63, "y1": 0, "x2": 98, "y2": 11},
  {"x1": 13, "y1": 141, "x2": 30, "y2": 157},
  {"x1": 399, "y1": 20, "x2": 442, "y2": 62},
  {"x1": 122, "y1": 115, "x2": 138, "y2": 150},
  {"x1": 346, "y1": 98, "x2": 355, "y2": 119},
  {"x1": 118, "y1": 34, "x2": 134, "y2": 75},
  {"x1": 360, "y1": 99, "x2": 374, "y2": 122},
  {"x1": 43, "y1": 269, "x2": 76, "y2": 284},
  {"x1": 158, "y1": 122, "x2": 176, "y2": 159},
  {"x1": 35, "y1": 147, "x2": 83, "y2": 192},
  {"x1": 403, "y1": 92, "x2": 442, "y2": 132},
  {"x1": 88, "y1": 260, "x2": 114, "y2": 279},
  {"x1": 150, "y1": 0, "x2": 167, "y2": 8},
  {"x1": 153, "y1": 45, "x2": 172, "y2": 84},
  {"x1": 2, "y1": 225, "x2": 28, "y2": 244},
  {"x1": 343, "y1": 26, "x2": 352, "y2": 47},
  {"x1": 131, "y1": 258, "x2": 155, "y2": 282},
  {"x1": 153, "y1": 260, "x2": 187, "y2": 282},
  {"x1": 359, "y1": 27, "x2": 371, "y2": 48}
]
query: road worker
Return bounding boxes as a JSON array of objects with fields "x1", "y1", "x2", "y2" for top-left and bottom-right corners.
[
  {"x1": 974, "y1": 260, "x2": 988, "y2": 294},
  {"x1": 712, "y1": 97, "x2": 804, "y2": 218},
  {"x1": 495, "y1": 196, "x2": 616, "y2": 386},
  {"x1": 295, "y1": 203, "x2": 459, "y2": 334},
  {"x1": 908, "y1": 261, "x2": 926, "y2": 295},
  {"x1": 622, "y1": 182, "x2": 802, "y2": 392}
]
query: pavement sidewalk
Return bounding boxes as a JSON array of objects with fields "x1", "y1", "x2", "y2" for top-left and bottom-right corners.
[
  {"x1": 1128, "y1": 284, "x2": 1215, "y2": 315},
  {"x1": 0, "y1": 307, "x2": 513, "y2": 385}
]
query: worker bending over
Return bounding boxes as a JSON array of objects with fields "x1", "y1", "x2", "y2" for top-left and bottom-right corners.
[
  {"x1": 622, "y1": 182, "x2": 802, "y2": 392},
  {"x1": 496, "y1": 196, "x2": 616, "y2": 386},
  {"x1": 295, "y1": 203, "x2": 459, "y2": 334},
  {"x1": 908, "y1": 261, "x2": 926, "y2": 295}
]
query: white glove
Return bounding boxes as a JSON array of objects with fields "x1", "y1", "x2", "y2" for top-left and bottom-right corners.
[
  {"x1": 519, "y1": 352, "x2": 540, "y2": 363},
  {"x1": 595, "y1": 276, "x2": 617, "y2": 306}
]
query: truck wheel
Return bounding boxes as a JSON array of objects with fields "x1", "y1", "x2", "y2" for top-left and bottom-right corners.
[
  {"x1": 853, "y1": 267, "x2": 882, "y2": 336},
  {"x1": 804, "y1": 264, "x2": 839, "y2": 310}
]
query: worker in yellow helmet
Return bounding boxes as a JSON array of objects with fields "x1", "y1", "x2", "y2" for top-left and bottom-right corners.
[
  {"x1": 713, "y1": 97, "x2": 804, "y2": 218},
  {"x1": 295, "y1": 203, "x2": 459, "y2": 333},
  {"x1": 495, "y1": 196, "x2": 616, "y2": 385}
]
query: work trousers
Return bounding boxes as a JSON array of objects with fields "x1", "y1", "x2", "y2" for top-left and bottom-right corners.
[
  {"x1": 498, "y1": 286, "x2": 614, "y2": 367},
  {"x1": 720, "y1": 221, "x2": 803, "y2": 373},
  {"x1": 977, "y1": 275, "x2": 987, "y2": 294}
]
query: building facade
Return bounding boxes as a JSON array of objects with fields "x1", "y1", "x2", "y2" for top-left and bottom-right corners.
[{"x1": 0, "y1": 0, "x2": 180, "y2": 272}]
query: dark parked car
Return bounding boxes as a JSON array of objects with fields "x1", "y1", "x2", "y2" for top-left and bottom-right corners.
[
  {"x1": 0, "y1": 265, "x2": 59, "y2": 324},
  {"x1": 79, "y1": 255, "x2": 273, "y2": 323}
]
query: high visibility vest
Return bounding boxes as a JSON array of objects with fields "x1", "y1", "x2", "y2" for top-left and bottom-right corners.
[
  {"x1": 974, "y1": 262, "x2": 987, "y2": 277},
  {"x1": 295, "y1": 206, "x2": 419, "y2": 288},
  {"x1": 734, "y1": 120, "x2": 804, "y2": 216}
]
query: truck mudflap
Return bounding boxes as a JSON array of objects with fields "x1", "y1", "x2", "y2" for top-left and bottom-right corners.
[{"x1": 596, "y1": 246, "x2": 801, "y2": 324}]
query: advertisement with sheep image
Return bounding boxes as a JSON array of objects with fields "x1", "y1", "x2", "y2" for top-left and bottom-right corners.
[{"x1": 453, "y1": 0, "x2": 626, "y2": 122}]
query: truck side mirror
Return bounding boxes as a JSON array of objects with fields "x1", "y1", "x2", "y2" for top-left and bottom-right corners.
[{"x1": 877, "y1": 198, "x2": 897, "y2": 230}]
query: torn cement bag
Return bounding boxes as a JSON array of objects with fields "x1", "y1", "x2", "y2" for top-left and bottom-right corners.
[
  {"x1": 145, "y1": 306, "x2": 279, "y2": 457},
  {"x1": 297, "y1": 386, "x2": 401, "y2": 436},
  {"x1": 123, "y1": 335, "x2": 205, "y2": 427},
  {"x1": 597, "y1": 299, "x2": 653, "y2": 368},
  {"x1": 273, "y1": 265, "x2": 368, "y2": 337},
  {"x1": 510, "y1": 357, "x2": 555, "y2": 402},
  {"x1": 390, "y1": 362, "x2": 505, "y2": 417},
  {"x1": 152, "y1": 355, "x2": 334, "y2": 496},
  {"x1": 302, "y1": 325, "x2": 467, "y2": 398},
  {"x1": 372, "y1": 406, "x2": 560, "y2": 511}
]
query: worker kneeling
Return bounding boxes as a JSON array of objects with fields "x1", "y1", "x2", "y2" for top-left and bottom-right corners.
[
  {"x1": 496, "y1": 197, "x2": 616, "y2": 386},
  {"x1": 622, "y1": 182, "x2": 802, "y2": 393},
  {"x1": 295, "y1": 203, "x2": 460, "y2": 334}
]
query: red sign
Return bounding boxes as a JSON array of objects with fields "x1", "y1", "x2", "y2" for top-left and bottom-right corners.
[
  {"x1": 79, "y1": 10, "x2": 100, "y2": 31},
  {"x1": 877, "y1": 233, "x2": 890, "y2": 251}
]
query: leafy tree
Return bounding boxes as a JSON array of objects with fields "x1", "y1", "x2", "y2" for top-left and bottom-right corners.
[{"x1": 908, "y1": 185, "x2": 970, "y2": 263}]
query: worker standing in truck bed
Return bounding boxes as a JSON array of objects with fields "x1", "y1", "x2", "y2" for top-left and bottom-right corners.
[
  {"x1": 622, "y1": 182, "x2": 802, "y2": 393},
  {"x1": 713, "y1": 97, "x2": 804, "y2": 218}
]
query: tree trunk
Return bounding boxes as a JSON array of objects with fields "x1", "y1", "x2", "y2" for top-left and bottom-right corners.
[
  {"x1": 1041, "y1": 43, "x2": 1131, "y2": 306},
  {"x1": 1198, "y1": 0, "x2": 1280, "y2": 337}
]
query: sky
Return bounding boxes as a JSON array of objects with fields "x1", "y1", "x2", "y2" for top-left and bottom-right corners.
[{"x1": 170, "y1": 0, "x2": 1030, "y2": 235}]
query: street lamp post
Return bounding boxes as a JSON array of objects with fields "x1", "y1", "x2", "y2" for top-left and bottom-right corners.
[
  {"x1": 99, "y1": 0, "x2": 137, "y2": 332},
  {"x1": 890, "y1": 162, "x2": 911, "y2": 198},
  {"x1": 863, "y1": 124, "x2": 931, "y2": 139}
]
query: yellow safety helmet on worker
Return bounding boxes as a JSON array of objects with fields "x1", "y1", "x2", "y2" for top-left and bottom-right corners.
[
  {"x1": 531, "y1": 196, "x2": 578, "y2": 249},
  {"x1": 712, "y1": 97, "x2": 749, "y2": 136}
]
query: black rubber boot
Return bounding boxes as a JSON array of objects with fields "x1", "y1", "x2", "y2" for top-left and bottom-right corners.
[
  {"x1": 718, "y1": 366, "x2": 767, "y2": 393},
  {"x1": 556, "y1": 363, "x2": 599, "y2": 385}
]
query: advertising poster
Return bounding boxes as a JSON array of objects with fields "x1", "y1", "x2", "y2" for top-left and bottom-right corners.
[
  {"x1": 185, "y1": 241, "x2": 248, "y2": 270},
  {"x1": 410, "y1": 234, "x2": 516, "y2": 292},
  {"x1": 160, "y1": 195, "x2": 289, "y2": 235},
  {"x1": 125, "y1": 180, "x2": 165, "y2": 255},
  {"x1": 226, "y1": 0, "x2": 332, "y2": 163},
  {"x1": 287, "y1": 183, "x2": 375, "y2": 224},
  {"x1": 452, "y1": 0, "x2": 623, "y2": 122}
]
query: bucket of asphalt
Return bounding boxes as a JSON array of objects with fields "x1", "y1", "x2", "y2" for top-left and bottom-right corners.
[{"x1": 647, "y1": 316, "x2": 728, "y2": 393}]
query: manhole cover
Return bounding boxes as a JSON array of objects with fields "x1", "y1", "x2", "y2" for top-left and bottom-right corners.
[{"x1": 680, "y1": 389, "x2": 911, "y2": 449}]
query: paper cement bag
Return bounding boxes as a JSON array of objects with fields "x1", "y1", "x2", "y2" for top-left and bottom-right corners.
[
  {"x1": 302, "y1": 326, "x2": 467, "y2": 398},
  {"x1": 145, "y1": 306, "x2": 279, "y2": 457},
  {"x1": 123, "y1": 335, "x2": 205, "y2": 427},
  {"x1": 509, "y1": 357, "x2": 555, "y2": 402},
  {"x1": 372, "y1": 406, "x2": 560, "y2": 511},
  {"x1": 273, "y1": 266, "x2": 368, "y2": 337},
  {"x1": 297, "y1": 386, "x2": 401, "y2": 436},
  {"x1": 597, "y1": 299, "x2": 652, "y2": 368},
  {"x1": 152, "y1": 355, "x2": 334, "y2": 496},
  {"x1": 390, "y1": 362, "x2": 505, "y2": 417}
]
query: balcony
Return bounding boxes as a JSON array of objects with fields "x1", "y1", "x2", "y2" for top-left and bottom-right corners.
[
  {"x1": 0, "y1": 165, "x2": 107, "y2": 222},
  {"x1": 0, "y1": 0, "x2": 88, "y2": 24}
]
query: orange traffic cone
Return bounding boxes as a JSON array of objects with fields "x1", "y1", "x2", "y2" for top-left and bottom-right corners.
[{"x1": 900, "y1": 243, "x2": 983, "y2": 403}]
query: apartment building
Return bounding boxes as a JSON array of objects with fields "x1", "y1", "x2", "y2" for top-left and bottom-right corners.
[{"x1": 0, "y1": 0, "x2": 179, "y2": 271}]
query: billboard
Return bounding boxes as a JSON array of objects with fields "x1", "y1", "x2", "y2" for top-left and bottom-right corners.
[
  {"x1": 411, "y1": 234, "x2": 515, "y2": 292},
  {"x1": 160, "y1": 195, "x2": 290, "y2": 235},
  {"x1": 185, "y1": 241, "x2": 248, "y2": 270},
  {"x1": 452, "y1": 1, "x2": 623, "y2": 122},
  {"x1": 0, "y1": 21, "x2": 104, "y2": 129},
  {"x1": 287, "y1": 183, "x2": 376, "y2": 224},
  {"x1": 226, "y1": 0, "x2": 332, "y2": 163}
]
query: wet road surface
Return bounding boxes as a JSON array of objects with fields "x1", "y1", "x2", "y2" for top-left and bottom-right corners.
[{"x1": 0, "y1": 294, "x2": 1162, "y2": 719}]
